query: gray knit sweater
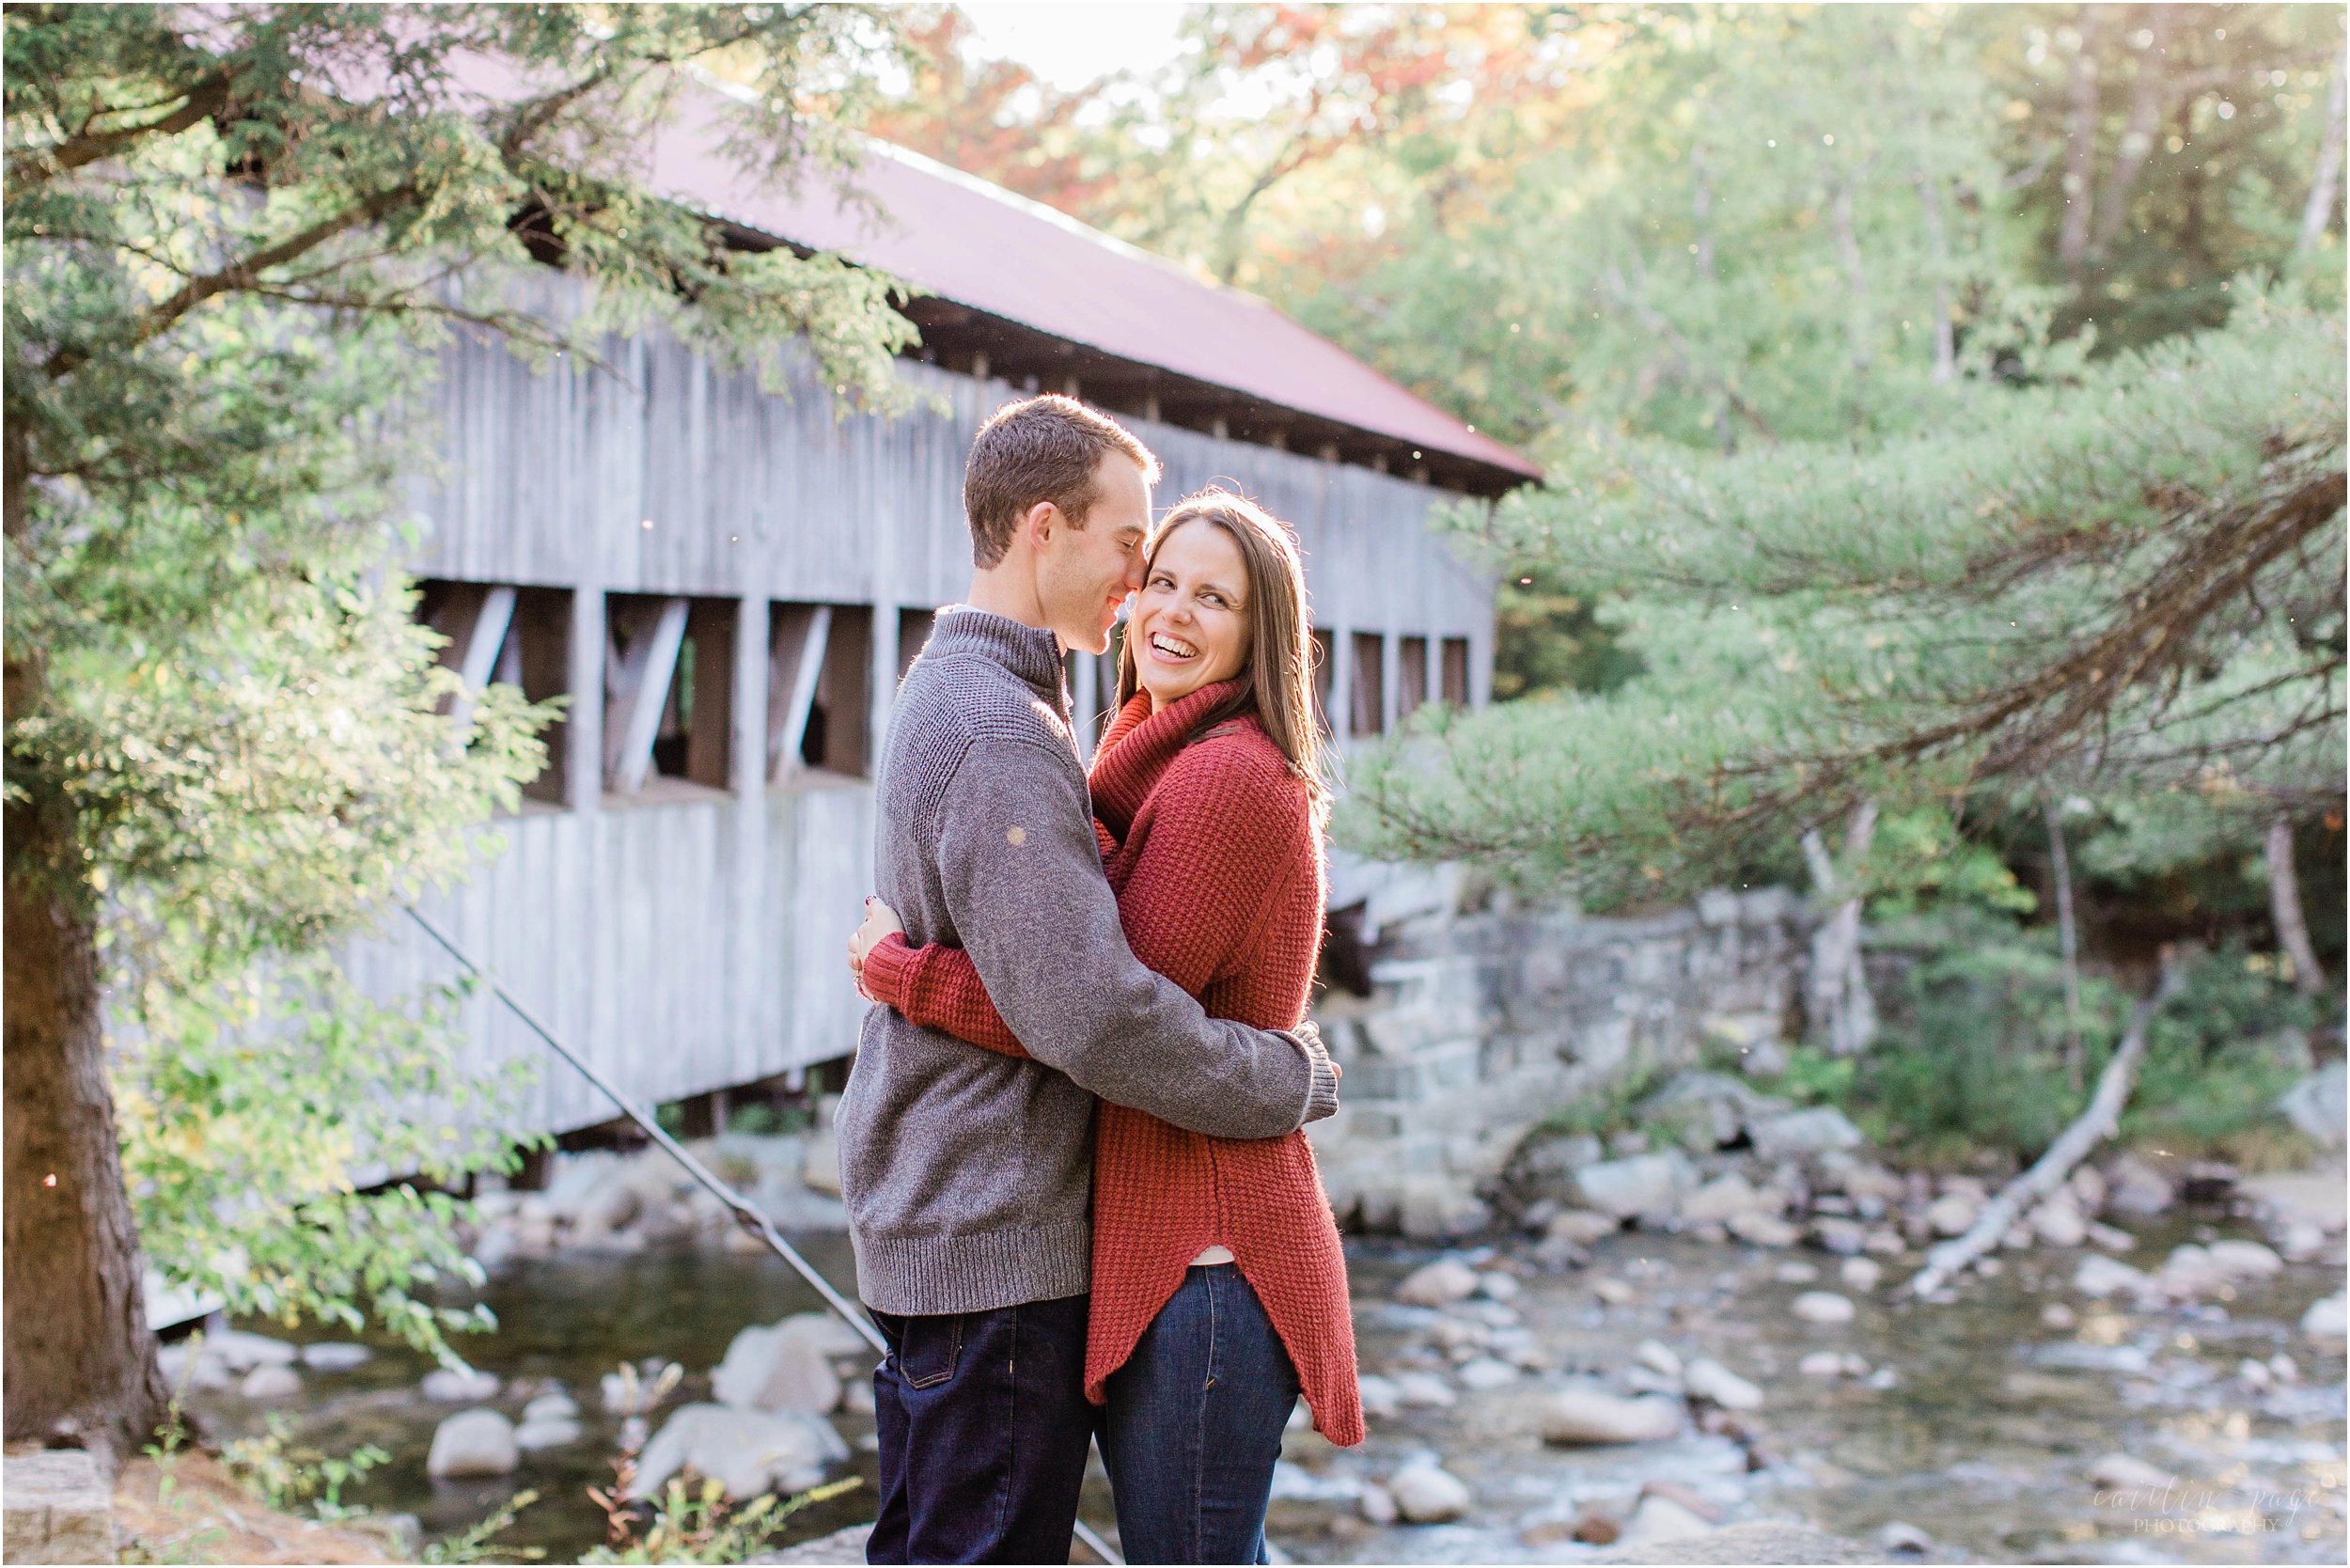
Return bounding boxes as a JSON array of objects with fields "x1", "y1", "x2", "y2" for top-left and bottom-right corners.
[{"x1": 838, "y1": 608, "x2": 1338, "y2": 1316}]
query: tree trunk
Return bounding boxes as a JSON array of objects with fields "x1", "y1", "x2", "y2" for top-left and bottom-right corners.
[
  {"x1": 2089, "y1": 9, "x2": 2171, "y2": 260},
  {"x1": 2298, "y1": 46, "x2": 2347, "y2": 257},
  {"x1": 3, "y1": 797, "x2": 170, "y2": 1468},
  {"x1": 1804, "y1": 800, "x2": 1881, "y2": 1057},
  {"x1": 2058, "y1": 6, "x2": 2105, "y2": 278},
  {"x1": 2266, "y1": 812, "x2": 2327, "y2": 999},
  {"x1": 2044, "y1": 798, "x2": 2085, "y2": 1092}
]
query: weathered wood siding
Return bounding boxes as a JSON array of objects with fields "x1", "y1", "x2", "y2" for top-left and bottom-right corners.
[{"x1": 351, "y1": 309, "x2": 1496, "y2": 1133}]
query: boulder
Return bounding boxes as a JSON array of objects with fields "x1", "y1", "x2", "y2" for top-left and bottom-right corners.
[
  {"x1": 1681, "y1": 1174, "x2": 1766, "y2": 1225},
  {"x1": 1477, "y1": 1271, "x2": 1521, "y2": 1302},
  {"x1": 712, "y1": 1313, "x2": 867, "y2": 1414},
  {"x1": 240, "y1": 1364, "x2": 302, "y2": 1401},
  {"x1": 801, "y1": 1129, "x2": 842, "y2": 1197},
  {"x1": 1925, "y1": 1194, "x2": 1978, "y2": 1237},
  {"x1": 2067, "y1": 1166, "x2": 2108, "y2": 1215},
  {"x1": 1387, "y1": 1460, "x2": 1471, "y2": 1524},
  {"x1": 523, "y1": 1392, "x2": 578, "y2": 1423},
  {"x1": 1812, "y1": 1217, "x2": 1867, "y2": 1256},
  {"x1": 1878, "y1": 1522, "x2": 1934, "y2": 1556},
  {"x1": 1355, "y1": 1374, "x2": 1403, "y2": 1419},
  {"x1": 1572, "y1": 1152, "x2": 1695, "y2": 1222},
  {"x1": 1393, "y1": 1372, "x2": 1458, "y2": 1408},
  {"x1": 1613, "y1": 1494, "x2": 1716, "y2": 1547},
  {"x1": 1541, "y1": 1389, "x2": 1683, "y2": 1445},
  {"x1": 1727, "y1": 1211, "x2": 1801, "y2": 1247},
  {"x1": 3, "y1": 1450, "x2": 114, "y2": 1565},
  {"x1": 427, "y1": 1409, "x2": 519, "y2": 1478},
  {"x1": 1633, "y1": 1340, "x2": 1683, "y2": 1378},
  {"x1": 1394, "y1": 1259, "x2": 1481, "y2": 1308},
  {"x1": 1773, "y1": 1260, "x2": 1819, "y2": 1283},
  {"x1": 2073, "y1": 1254, "x2": 2150, "y2": 1298},
  {"x1": 514, "y1": 1417, "x2": 582, "y2": 1451},
  {"x1": 204, "y1": 1330, "x2": 298, "y2": 1372},
  {"x1": 1457, "y1": 1357, "x2": 1518, "y2": 1391},
  {"x1": 300, "y1": 1342, "x2": 372, "y2": 1372},
  {"x1": 2302, "y1": 1292, "x2": 2346, "y2": 1340},
  {"x1": 573, "y1": 1175, "x2": 642, "y2": 1238},
  {"x1": 1837, "y1": 1256, "x2": 1882, "y2": 1292},
  {"x1": 1544, "y1": 1209, "x2": 1621, "y2": 1246},
  {"x1": 629, "y1": 1403, "x2": 847, "y2": 1500},
  {"x1": 1681, "y1": 1358, "x2": 1763, "y2": 1412},
  {"x1": 1358, "y1": 1482, "x2": 1398, "y2": 1526},
  {"x1": 2029, "y1": 1198, "x2": 2088, "y2": 1248},
  {"x1": 2104, "y1": 1154, "x2": 2174, "y2": 1216},
  {"x1": 1792, "y1": 1292, "x2": 1855, "y2": 1325},
  {"x1": 1797, "y1": 1351, "x2": 1846, "y2": 1377},
  {"x1": 1637, "y1": 1072, "x2": 1791, "y2": 1152},
  {"x1": 2155, "y1": 1245, "x2": 2224, "y2": 1297},
  {"x1": 2237, "y1": 1170, "x2": 2349, "y2": 1234},
  {"x1": 1747, "y1": 1106, "x2": 1863, "y2": 1159},
  {"x1": 422, "y1": 1368, "x2": 501, "y2": 1403},
  {"x1": 2280, "y1": 1061, "x2": 2346, "y2": 1148},
  {"x1": 2204, "y1": 1240, "x2": 2283, "y2": 1280}
]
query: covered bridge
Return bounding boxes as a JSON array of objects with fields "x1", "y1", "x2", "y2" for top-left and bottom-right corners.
[{"x1": 351, "y1": 129, "x2": 1537, "y2": 1137}]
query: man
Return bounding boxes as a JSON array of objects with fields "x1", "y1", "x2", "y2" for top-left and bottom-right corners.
[{"x1": 838, "y1": 396, "x2": 1338, "y2": 1564}]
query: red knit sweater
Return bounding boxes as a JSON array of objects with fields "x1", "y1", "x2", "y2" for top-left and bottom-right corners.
[{"x1": 860, "y1": 682, "x2": 1363, "y2": 1447}]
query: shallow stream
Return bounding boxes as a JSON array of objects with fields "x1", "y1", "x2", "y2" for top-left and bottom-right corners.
[{"x1": 185, "y1": 1215, "x2": 2345, "y2": 1564}]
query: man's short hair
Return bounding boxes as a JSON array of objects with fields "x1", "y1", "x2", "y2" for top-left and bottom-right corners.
[{"x1": 963, "y1": 396, "x2": 1160, "y2": 569}]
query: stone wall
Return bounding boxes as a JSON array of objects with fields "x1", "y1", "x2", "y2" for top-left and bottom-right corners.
[{"x1": 1308, "y1": 888, "x2": 1810, "y2": 1239}]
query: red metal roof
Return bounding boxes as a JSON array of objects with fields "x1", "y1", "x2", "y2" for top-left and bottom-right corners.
[{"x1": 647, "y1": 106, "x2": 1539, "y2": 482}]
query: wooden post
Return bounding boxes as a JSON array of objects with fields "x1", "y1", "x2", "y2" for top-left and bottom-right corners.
[
  {"x1": 1072, "y1": 644, "x2": 1100, "y2": 760},
  {"x1": 605, "y1": 597, "x2": 688, "y2": 792},
  {"x1": 870, "y1": 601, "x2": 900, "y2": 762},
  {"x1": 731, "y1": 597, "x2": 769, "y2": 796},
  {"x1": 568, "y1": 588, "x2": 604, "y2": 813},
  {"x1": 770, "y1": 604, "x2": 834, "y2": 777}
]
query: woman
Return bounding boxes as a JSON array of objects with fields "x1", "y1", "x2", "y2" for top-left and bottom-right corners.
[{"x1": 847, "y1": 488, "x2": 1361, "y2": 1564}]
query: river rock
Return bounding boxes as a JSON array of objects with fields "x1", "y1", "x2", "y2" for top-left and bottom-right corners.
[
  {"x1": 1395, "y1": 1259, "x2": 1481, "y2": 1307},
  {"x1": 1747, "y1": 1105, "x2": 1864, "y2": 1159},
  {"x1": 2029, "y1": 1197, "x2": 2088, "y2": 1247},
  {"x1": 514, "y1": 1417, "x2": 582, "y2": 1451},
  {"x1": 1727, "y1": 1210, "x2": 1800, "y2": 1247},
  {"x1": 1634, "y1": 1340, "x2": 1684, "y2": 1378},
  {"x1": 1387, "y1": 1459, "x2": 1471, "y2": 1523},
  {"x1": 1792, "y1": 1291, "x2": 1855, "y2": 1325},
  {"x1": 1613, "y1": 1493, "x2": 1715, "y2": 1547},
  {"x1": 1682, "y1": 1357, "x2": 1762, "y2": 1411},
  {"x1": 1692, "y1": 1175, "x2": 1767, "y2": 1222},
  {"x1": 1542, "y1": 1389, "x2": 1683, "y2": 1445},
  {"x1": 299, "y1": 1342, "x2": 371, "y2": 1372},
  {"x1": 422, "y1": 1368, "x2": 501, "y2": 1403},
  {"x1": 1478, "y1": 1271, "x2": 1521, "y2": 1302},
  {"x1": 1546, "y1": 1209, "x2": 1621, "y2": 1247},
  {"x1": 2088, "y1": 1452, "x2": 2173, "y2": 1491},
  {"x1": 2156, "y1": 1244, "x2": 2224, "y2": 1297},
  {"x1": 2204, "y1": 1239, "x2": 2283, "y2": 1280},
  {"x1": 1593, "y1": 1276, "x2": 1638, "y2": 1305},
  {"x1": 427, "y1": 1409, "x2": 519, "y2": 1478},
  {"x1": 630, "y1": 1403, "x2": 847, "y2": 1500},
  {"x1": 713, "y1": 1313, "x2": 865, "y2": 1414},
  {"x1": 2280, "y1": 1061, "x2": 2346, "y2": 1147},
  {"x1": 1798, "y1": 1351, "x2": 1846, "y2": 1377},
  {"x1": 1878, "y1": 1521, "x2": 1934, "y2": 1556},
  {"x1": 2074, "y1": 1254, "x2": 2151, "y2": 1297},
  {"x1": 1457, "y1": 1356, "x2": 1518, "y2": 1392},
  {"x1": 1925, "y1": 1194, "x2": 1978, "y2": 1236},
  {"x1": 1812, "y1": 1216, "x2": 1867, "y2": 1255},
  {"x1": 240, "y1": 1363, "x2": 302, "y2": 1401},
  {"x1": 523, "y1": 1392, "x2": 578, "y2": 1423},
  {"x1": 2238, "y1": 1170, "x2": 2349, "y2": 1234},
  {"x1": 1773, "y1": 1260, "x2": 1819, "y2": 1283},
  {"x1": 2042, "y1": 1302, "x2": 2077, "y2": 1329},
  {"x1": 1356, "y1": 1373, "x2": 1402, "y2": 1419},
  {"x1": 1358, "y1": 1482, "x2": 1398, "y2": 1526},
  {"x1": 2086, "y1": 1221, "x2": 2138, "y2": 1251},
  {"x1": 205, "y1": 1330, "x2": 299, "y2": 1372},
  {"x1": 2105, "y1": 1154, "x2": 2174, "y2": 1215},
  {"x1": 1573, "y1": 1152, "x2": 1695, "y2": 1222},
  {"x1": 2301, "y1": 1292, "x2": 2346, "y2": 1339},
  {"x1": 1838, "y1": 1257, "x2": 1883, "y2": 1292},
  {"x1": 1394, "y1": 1371, "x2": 1458, "y2": 1408},
  {"x1": 2068, "y1": 1166, "x2": 2108, "y2": 1214}
]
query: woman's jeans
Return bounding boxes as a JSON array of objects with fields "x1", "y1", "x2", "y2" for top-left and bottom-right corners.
[{"x1": 1098, "y1": 1263, "x2": 1301, "y2": 1565}]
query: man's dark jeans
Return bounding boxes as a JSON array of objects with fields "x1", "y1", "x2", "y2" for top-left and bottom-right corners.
[
  {"x1": 867, "y1": 1293, "x2": 1094, "y2": 1564},
  {"x1": 1097, "y1": 1263, "x2": 1301, "y2": 1565}
]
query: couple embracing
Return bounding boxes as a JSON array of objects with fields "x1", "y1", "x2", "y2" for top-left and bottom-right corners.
[{"x1": 838, "y1": 394, "x2": 1363, "y2": 1564}]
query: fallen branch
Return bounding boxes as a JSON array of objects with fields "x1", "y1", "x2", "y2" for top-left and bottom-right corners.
[{"x1": 1902, "y1": 955, "x2": 2186, "y2": 1299}]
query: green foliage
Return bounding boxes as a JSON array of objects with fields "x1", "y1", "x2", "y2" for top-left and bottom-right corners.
[
  {"x1": 585, "y1": 1476, "x2": 862, "y2": 1566},
  {"x1": 423, "y1": 1492, "x2": 545, "y2": 1565},
  {"x1": 222, "y1": 1414, "x2": 391, "y2": 1521},
  {"x1": 3, "y1": 4, "x2": 925, "y2": 1366}
]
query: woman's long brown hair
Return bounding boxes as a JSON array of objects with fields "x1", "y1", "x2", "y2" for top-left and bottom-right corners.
[{"x1": 1115, "y1": 488, "x2": 1329, "y2": 806}]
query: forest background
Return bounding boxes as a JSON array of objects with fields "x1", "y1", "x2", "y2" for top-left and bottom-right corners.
[{"x1": 5, "y1": 0, "x2": 2342, "y2": 1472}]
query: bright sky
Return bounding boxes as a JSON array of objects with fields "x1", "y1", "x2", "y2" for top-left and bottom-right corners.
[{"x1": 955, "y1": 2, "x2": 1191, "y2": 91}]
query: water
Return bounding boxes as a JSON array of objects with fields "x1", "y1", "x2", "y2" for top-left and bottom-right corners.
[{"x1": 185, "y1": 1218, "x2": 2344, "y2": 1564}]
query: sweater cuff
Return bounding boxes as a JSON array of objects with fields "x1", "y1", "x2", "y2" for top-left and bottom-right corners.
[
  {"x1": 1289, "y1": 1019, "x2": 1340, "y2": 1125},
  {"x1": 862, "y1": 933, "x2": 919, "y2": 1012}
]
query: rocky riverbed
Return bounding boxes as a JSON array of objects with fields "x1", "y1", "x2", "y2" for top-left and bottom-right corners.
[{"x1": 164, "y1": 1125, "x2": 2344, "y2": 1565}]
